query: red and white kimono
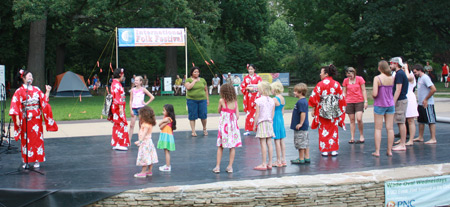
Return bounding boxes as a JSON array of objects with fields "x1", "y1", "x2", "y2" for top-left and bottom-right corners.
[
  {"x1": 9, "y1": 85, "x2": 58, "y2": 163},
  {"x1": 240, "y1": 74, "x2": 262, "y2": 131},
  {"x1": 108, "y1": 79, "x2": 130, "y2": 147},
  {"x1": 308, "y1": 77, "x2": 346, "y2": 152}
]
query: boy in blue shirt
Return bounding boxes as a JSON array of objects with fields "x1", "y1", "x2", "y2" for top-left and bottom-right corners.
[{"x1": 290, "y1": 83, "x2": 310, "y2": 164}]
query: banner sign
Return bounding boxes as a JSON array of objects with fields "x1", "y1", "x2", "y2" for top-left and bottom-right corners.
[
  {"x1": 118, "y1": 28, "x2": 186, "y2": 47},
  {"x1": 223, "y1": 73, "x2": 289, "y2": 86},
  {"x1": 385, "y1": 175, "x2": 450, "y2": 207}
]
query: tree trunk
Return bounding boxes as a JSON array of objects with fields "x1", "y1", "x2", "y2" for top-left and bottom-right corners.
[
  {"x1": 165, "y1": 47, "x2": 178, "y2": 78},
  {"x1": 27, "y1": 17, "x2": 47, "y2": 90},
  {"x1": 56, "y1": 43, "x2": 65, "y2": 75},
  {"x1": 356, "y1": 55, "x2": 366, "y2": 80}
]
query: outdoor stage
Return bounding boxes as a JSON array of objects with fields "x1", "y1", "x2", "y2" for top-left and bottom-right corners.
[{"x1": 0, "y1": 122, "x2": 449, "y2": 207}]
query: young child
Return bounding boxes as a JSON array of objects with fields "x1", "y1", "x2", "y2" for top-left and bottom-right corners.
[
  {"x1": 157, "y1": 104, "x2": 177, "y2": 172},
  {"x1": 253, "y1": 81, "x2": 275, "y2": 171},
  {"x1": 134, "y1": 106, "x2": 158, "y2": 178},
  {"x1": 271, "y1": 81, "x2": 286, "y2": 167},
  {"x1": 129, "y1": 76, "x2": 155, "y2": 139},
  {"x1": 290, "y1": 83, "x2": 310, "y2": 164},
  {"x1": 213, "y1": 84, "x2": 242, "y2": 173}
]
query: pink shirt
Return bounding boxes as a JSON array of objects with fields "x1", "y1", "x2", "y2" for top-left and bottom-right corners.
[
  {"x1": 131, "y1": 88, "x2": 145, "y2": 108},
  {"x1": 343, "y1": 76, "x2": 365, "y2": 103},
  {"x1": 255, "y1": 96, "x2": 275, "y2": 124}
]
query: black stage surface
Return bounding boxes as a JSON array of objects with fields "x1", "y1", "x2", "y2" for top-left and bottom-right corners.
[{"x1": 1, "y1": 123, "x2": 449, "y2": 207}]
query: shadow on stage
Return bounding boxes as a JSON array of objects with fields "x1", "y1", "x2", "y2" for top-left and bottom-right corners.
[{"x1": 0, "y1": 122, "x2": 449, "y2": 207}]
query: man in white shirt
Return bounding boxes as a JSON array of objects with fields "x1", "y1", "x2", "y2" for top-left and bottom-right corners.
[
  {"x1": 412, "y1": 64, "x2": 437, "y2": 144},
  {"x1": 209, "y1": 74, "x2": 221, "y2": 94}
]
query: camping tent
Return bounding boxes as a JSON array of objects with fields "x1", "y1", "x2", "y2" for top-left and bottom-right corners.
[{"x1": 53, "y1": 71, "x2": 91, "y2": 97}]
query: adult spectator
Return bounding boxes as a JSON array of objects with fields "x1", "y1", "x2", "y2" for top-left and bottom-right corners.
[
  {"x1": 185, "y1": 67, "x2": 209, "y2": 137},
  {"x1": 424, "y1": 61, "x2": 433, "y2": 75},
  {"x1": 390, "y1": 57, "x2": 409, "y2": 151},
  {"x1": 143, "y1": 74, "x2": 149, "y2": 88},
  {"x1": 181, "y1": 74, "x2": 187, "y2": 95},
  {"x1": 403, "y1": 63, "x2": 418, "y2": 146},
  {"x1": 308, "y1": 65, "x2": 346, "y2": 156},
  {"x1": 173, "y1": 75, "x2": 183, "y2": 95},
  {"x1": 442, "y1": 63, "x2": 449, "y2": 88},
  {"x1": 209, "y1": 74, "x2": 221, "y2": 95},
  {"x1": 372, "y1": 61, "x2": 395, "y2": 157},
  {"x1": 108, "y1": 68, "x2": 130, "y2": 150},
  {"x1": 412, "y1": 64, "x2": 437, "y2": 144},
  {"x1": 131, "y1": 74, "x2": 136, "y2": 87},
  {"x1": 233, "y1": 74, "x2": 241, "y2": 95},
  {"x1": 342, "y1": 67, "x2": 367, "y2": 144},
  {"x1": 240, "y1": 64, "x2": 262, "y2": 136},
  {"x1": 226, "y1": 73, "x2": 232, "y2": 84},
  {"x1": 152, "y1": 76, "x2": 161, "y2": 95}
]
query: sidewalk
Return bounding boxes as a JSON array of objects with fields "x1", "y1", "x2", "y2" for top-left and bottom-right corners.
[{"x1": 43, "y1": 98, "x2": 450, "y2": 139}]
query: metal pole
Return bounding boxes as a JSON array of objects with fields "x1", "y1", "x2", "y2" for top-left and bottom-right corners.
[
  {"x1": 185, "y1": 28, "x2": 188, "y2": 78},
  {"x1": 115, "y1": 27, "x2": 119, "y2": 69}
]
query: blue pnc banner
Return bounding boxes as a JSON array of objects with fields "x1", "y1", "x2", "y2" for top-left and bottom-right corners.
[
  {"x1": 385, "y1": 175, "x2": 450, "y2": 207},
  {"x1": 222, "y1": 73, "x2": 289, "y2": 86},
  {"x1": 118, "y1": 28, "x2": 186, "y2": 47}
]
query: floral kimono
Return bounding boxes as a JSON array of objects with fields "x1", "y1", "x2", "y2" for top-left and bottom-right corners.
[
  {"x1": 9, "y1": 85, "x2": 58, "y2": 163},
  {"x1": 107, "y1": 79, "x2": 130, "y2": 147},
  {"x1": 308, "y1": 77, "x2": 346, "y2": 152},
  {"x1": 240, "y1": 74, "x2": 262, "y2": 131}
]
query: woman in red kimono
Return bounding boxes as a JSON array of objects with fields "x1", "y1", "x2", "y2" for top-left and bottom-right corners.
[
  {"x1": 308, "y1": 65, "x2": 346, "y2": 156},
  {"x1": 9, "y1": 70, "x2": 58, "y2": 168},
  {"x1": 108, "y1": 68, "x2": 130, "y2": 150},
  {"x1": 240, "y1": 64, "x2": 262, "y2": 135}
]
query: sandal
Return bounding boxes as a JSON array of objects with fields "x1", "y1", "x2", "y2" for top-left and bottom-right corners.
[
  {"x1": 225, "y1": 167, "x2": 233, "y2": 173},
  {"x1": 203, "y1": 129, "x2": 208, "y2": 136},
  {"x1": 348, "y1": 139, "x2": 355, "y2": 144},
  {"x1": 304, "y1": 158, "x2": 310, "y2": 163},
  {"x1": 355, "y1": 140, "x2": 365, "y2": 144},
  {"x1": 291, "y1": 158, "x2": 304, "y2": 164},
  {"x1": 253, "y1": 165, "x2": 267, "y2": 171},
  {"x1": 192, "y1": 132, "x2": 197, "y2": 137},
  {"x1": 267, "y1": 165, "x2": 273, "y2": 170},
  {"x1": 212, "y1": 167, "x2": 220, "y2": 173},
  {"x1": 281, "y1": 161, "x2": 287, "y2": 167}
]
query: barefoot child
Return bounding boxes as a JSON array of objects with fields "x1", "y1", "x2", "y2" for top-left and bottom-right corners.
[
  {"x1": 253, "y1": 81, "x2": 275, "y2": 171},
  {"x1": 157, "y1": 104, "x2": 177, "y2": 172},
  {"x1": 134, "y1": 106, "x2": 158, "y2": 178},
  {"x1": 129, "y1": 76, "x2": 155, "y2": 139},
  {"x1": 213, "y1": 84, "x2": 242, "y2": 173},
  {"x1": 290, "y1": 83, "x2": 310, "y2": 164},
  {"x1": 271, "y1": 81, "x2": 287, "y2": 167}
]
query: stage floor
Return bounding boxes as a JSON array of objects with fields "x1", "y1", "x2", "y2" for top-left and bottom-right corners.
[{"x1": 1, "y1": 123, "x2": 449, "y2": 206}]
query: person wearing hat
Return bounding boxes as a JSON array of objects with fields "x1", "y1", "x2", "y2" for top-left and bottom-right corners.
[
  {"x1": 389, "y1": 57, "x2": 409, "y2": 151},
  {"x1": 226, "y1": 72, "x2": 232, "y2": 83}
]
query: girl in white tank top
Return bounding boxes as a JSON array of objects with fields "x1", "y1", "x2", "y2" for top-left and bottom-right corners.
[{"x1": 129, "y1": 76, "x2": 155, "y2": 139}]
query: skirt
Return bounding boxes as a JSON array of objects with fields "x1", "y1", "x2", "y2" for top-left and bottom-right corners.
[
  {"x1": 136, "y1": 139, "x2": 158, "y2": 166},
  {"x1": 405, "y1": 91, "x2": 419, "y2": 118},
  {"x1": 255, "y1": 121, "x2": 275, "y2": 138}
]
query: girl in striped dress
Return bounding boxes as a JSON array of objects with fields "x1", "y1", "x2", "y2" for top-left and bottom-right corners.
[
  {"x1": 253, "y1": 81, "x2": 275, "y2": 171},
  {"x1": 157, "y1": 104, "x2": 177, "y2": 172}
]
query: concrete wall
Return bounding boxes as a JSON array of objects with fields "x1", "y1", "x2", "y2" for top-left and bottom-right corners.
[{"x1": 89, "y1": 163, "x2": 450, "y2": 207}]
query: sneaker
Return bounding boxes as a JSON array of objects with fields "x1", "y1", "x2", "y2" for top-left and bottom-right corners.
[
  {"x1": 321, "y1": 152, "x2": 328, "y2": 156},
  {"x1": 331, "y1": 151, "x2": 338, "y2": 156},
  {"x1": 159, "y1": 165, "x2": 171, "y2": 172},
  {"x1": 114, "y1": 146, "x2": 128, "y2": 151},
  {"x1": 243, "y1": 131, "x2": 251, "y2": 136},
  {"x1": 33, "y1": 162, "x2": 40, "y2": 168},
  {"x1": 134, "y1": 173, "x2": 146, "y2": 178}
]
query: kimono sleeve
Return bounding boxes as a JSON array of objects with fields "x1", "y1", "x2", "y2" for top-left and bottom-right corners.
[
  {"x1": 39, "y1": 89, "x2": 58, "y2": 132},
  {"x1": 308, "y1": 83, "x2": 321, "y2": 129},
  {"x1": 240, "y1": 77, "x2": 248, "y2": 96},
  {"x1": 112, "y1": 83, "x2": 123, "y2": 105},
  {"x1": 9, "y1": 90, "x2": 23, "y2": 141},
  {"x1": 336, "y1": 83, "x2": 347, "y2": 130}
]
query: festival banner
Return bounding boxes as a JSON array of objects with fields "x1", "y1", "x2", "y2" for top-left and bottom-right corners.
[
  {"x1": 118, "y1": 28, "x2": 186, "y2": 47},
  {"x1": 385, "y1": 175, "x2": 450, "y2": 207},
  {"x1": 223, "y1": 73, "x2": 289, "y2": 86}
]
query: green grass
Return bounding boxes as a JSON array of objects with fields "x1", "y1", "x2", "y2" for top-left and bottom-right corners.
[{"x1": 433, "y1": 82, "x2": 450, "y2": 92}]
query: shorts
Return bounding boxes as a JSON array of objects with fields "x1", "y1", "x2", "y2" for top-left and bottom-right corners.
[
  {"x1": 374, "y1": 106, "x2": 395, "y2": 115},
  {"x1": 187, "y1": 99, "x2": 208, "y2": 120},
  {"x1": 394, "y1": 99, "x2": 408, "y2": 123},
  {"x1": 346, "y1": 102, "x2": 364, "y2": 114},
  {"x1": 417, "y1": 104, "x2": 436, "y2": 124},
  {"x1": 255, "y1": 121, "x2": 275, "y2": 138},
  {"x1": 132, "y1": 108, "x2": 142, "y2": 116},
  {"x1": 443, "y1": 74, "x2": 448, "y2": 83},
  {"x1": 294, "y1": 130, "x2": 309, "y2": 149}
]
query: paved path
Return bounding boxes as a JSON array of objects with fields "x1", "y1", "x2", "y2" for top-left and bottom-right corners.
[{"x1": 40, "y1": 98, "x2": 450, "y2": 139}]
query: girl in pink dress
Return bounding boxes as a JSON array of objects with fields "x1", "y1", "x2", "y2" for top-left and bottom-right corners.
[
  {"x1": 134, "y1": 106, "x2": 158, "y2": 178},
  {"x1": 129, "y1": 75, "x2": 154, "y2": 139},
  {"x1": 213, "y1": 84, "x2": 242, "y2": 173},
  {"x1": 253, "y1": 81, "x2": 275, "y2": 171}
]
